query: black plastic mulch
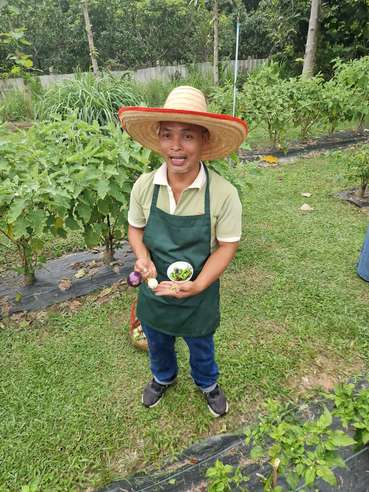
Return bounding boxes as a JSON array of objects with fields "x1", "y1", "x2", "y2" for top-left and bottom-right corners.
[
  {"x1": 0, "y1": 243, "x2": 135, "y2": 318},
  {"x1": 97, "y1": 388, "x2": 369, "y2": 492},
  {"x1": 239, "y1": 129, "x2": 369, "y2": 162},
  {"x1": 337, "y1": 189, "x2": 369, "y2": 210}
]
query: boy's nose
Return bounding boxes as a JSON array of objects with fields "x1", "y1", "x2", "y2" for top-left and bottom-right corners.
[{"x1": 170, "y1": 135, "x2": 182, "y2": 150}]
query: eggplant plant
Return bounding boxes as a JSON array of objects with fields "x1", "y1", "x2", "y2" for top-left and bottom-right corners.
[
  {"x1": 240, "y1": 62, "x2": 293, "y2": 149},
  {"x1": 288, "y1": 74, "x2": 324, "y2": 140},
  {"x1": 344, "y1": 144, "x2": 369, "y2": 198},
  {"x1": 67, "y1": 124, "x2": 152, "y2": 264},
  {"x1": 0, "y1": 116, "x2": 153, "y2": 283},
  {"x1": 0, "y1": 124, "x2": 72, "y2": 284}
]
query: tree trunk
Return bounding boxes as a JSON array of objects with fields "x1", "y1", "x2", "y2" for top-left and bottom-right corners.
[
  {"x1": 81, "y1": 0, "x2": 99, "y2": 77},
  {"x1": 213, "y1": 0, "x2": 219, "y2": 85},
  {"x1": 302, "y1": 0, "x2": 321, "y2": 78}
]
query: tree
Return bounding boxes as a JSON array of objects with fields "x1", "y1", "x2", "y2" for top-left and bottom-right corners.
[
  {"x1": 302, "y1": 0, "x2": 321, "y2": 77},
  {"x1": 0, "y1": 27, "x2": 33, "y2": 78},
  {"x1": 255, "y1": 0, "x2": 369, "y2": 77},
  {"x1": 213, "y1": 0, "x2": 219, "y2": 84},
  {"x1": 81, "y1": 0, "x2": 99, "y2": 75},
  {"x1": 190, "y1": 0, "x2": 242, "y2": 84}
]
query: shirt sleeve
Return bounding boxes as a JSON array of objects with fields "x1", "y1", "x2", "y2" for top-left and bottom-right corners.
[
  {"x1": 128, "y1": 178, "x2": 147, "y2": 228},
  {"x1": 215, "y1": 189, "x2": 242, "y2": 242}
]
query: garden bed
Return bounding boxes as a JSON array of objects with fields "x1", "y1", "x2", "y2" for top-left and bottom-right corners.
[
  {"x1": 337, "y1": 188, "x2": 369, "y2": 209},
  {"x1": 98, "y1": 385, "x2": 369, "y2": 492},
  {"x1": 239, "y1": 129, "x2": 368, "y2": 163},
  {"x1": 0, "y1": 243, "x2": 135, "y2": 318}
]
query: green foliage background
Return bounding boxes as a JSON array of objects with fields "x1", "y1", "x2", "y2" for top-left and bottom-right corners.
[{"x1": 0, "y1": 0, "x2": 368, "y2": 76}]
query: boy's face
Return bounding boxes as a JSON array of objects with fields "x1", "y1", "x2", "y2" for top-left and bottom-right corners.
[{"x1": 158, "y1": 121, "x2": 209, "y2": 175}]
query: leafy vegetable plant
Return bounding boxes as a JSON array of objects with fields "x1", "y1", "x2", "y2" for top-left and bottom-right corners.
[
  {"x1": 330, "y1": 383, "x2": 369, "y2": 449},
  {"x1": 246, "y1": 399, "x2": 355, "y2": 490},
  {"x1": 206, "y1": 459, "x2": 249, "y2": 492}
]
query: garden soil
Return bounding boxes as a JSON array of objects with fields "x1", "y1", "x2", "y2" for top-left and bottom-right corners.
[{"x1": 0, "y1": 242, "x2": 135, "y2": 319}]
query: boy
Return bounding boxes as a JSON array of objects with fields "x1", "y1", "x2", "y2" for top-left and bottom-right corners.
[{"x1": 119, "y1": 86, "x2": 247, "y2": 416}]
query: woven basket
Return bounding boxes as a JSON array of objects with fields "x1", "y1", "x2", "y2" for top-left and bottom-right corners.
[{"x1": 129, "y1": 300, "x2": 148, "y2": 351}]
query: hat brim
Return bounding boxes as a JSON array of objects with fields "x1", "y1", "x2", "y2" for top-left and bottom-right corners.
[{"x1": 118, "y1": 107, "x2": 248, "y2": 161}]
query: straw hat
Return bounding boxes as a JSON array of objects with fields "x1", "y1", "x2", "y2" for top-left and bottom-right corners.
[{"x1": 118, "y1": 86, "x2": 248, "y2": 161}]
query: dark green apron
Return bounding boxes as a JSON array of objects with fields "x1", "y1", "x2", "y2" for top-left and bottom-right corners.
[{"x1": 137, "y1": 166, "x2": 220, "y2": 337}]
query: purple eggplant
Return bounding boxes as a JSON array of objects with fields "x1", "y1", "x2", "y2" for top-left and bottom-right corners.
[{"x1": 127, "y1": 271, "x2": 142, "y2": 287}]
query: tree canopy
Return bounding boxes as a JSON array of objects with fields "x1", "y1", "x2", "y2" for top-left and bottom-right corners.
[{"x1": 0, "y1": 0, "x2": 368, "y2": 77}]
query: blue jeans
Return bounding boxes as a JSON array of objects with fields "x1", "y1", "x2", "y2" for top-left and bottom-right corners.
[{"x1": 141, "y1": 323, "x2": 219, "y2": 392}]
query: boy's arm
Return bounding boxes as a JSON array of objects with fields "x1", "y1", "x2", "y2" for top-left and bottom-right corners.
[
  {"x1": 193, "y1": 240, "x2": 239, "y2": 291},
  {"x1": 128, "y1": 224, "x2": 157, "y2": 279}
]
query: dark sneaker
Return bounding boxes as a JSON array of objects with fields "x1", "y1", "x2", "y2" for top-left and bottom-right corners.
[
  {"x1": 142, "y1": 379, "x2": 172, "y2": 408},
  {"x1": 204, "y1": 385, "x2": 229, "y2": 417}
]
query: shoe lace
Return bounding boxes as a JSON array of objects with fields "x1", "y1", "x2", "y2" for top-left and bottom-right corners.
[
  {"x1": 207, "y1": 386, "x2": 220, "y2": 399},
  {"x1": 151, "y1": 379, "x2": 165, "y2": 392}
]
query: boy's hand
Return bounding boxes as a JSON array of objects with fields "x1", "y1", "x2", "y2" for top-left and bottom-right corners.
[
  {"x1": 135, "y1": 257, "x2": 157, "y2": 280},
  {"x1": 154, "y1": 281, "x2": 202, "y2": 298}
]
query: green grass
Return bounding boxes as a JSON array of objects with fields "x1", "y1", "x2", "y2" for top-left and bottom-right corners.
[{"x1": 1, "y1": 154, "x2": 369, "y2": 491}]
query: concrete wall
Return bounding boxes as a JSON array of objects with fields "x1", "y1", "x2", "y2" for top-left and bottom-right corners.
[{"x1": 0, "y1": 57, "x2": 267, "y2": 93}]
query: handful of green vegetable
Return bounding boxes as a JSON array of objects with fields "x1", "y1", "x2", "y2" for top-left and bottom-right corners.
[{"x1": 169, "y1": 267, "x2": 192, "y2": 281}]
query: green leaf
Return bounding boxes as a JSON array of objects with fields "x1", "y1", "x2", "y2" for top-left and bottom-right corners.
[
  {"x1": 83, "y1": 227, "x2": 100, "y2": 248},
  {"x1": 12, "y1": 216, "x2": 28, "y2": 239},
  {"x1": 317, "y1": 407, "x2": 332, "y2": 429},
  {"x1": 250, "y1": 446, "x2": 264, "y2": 460},
  {"x1": 7, "y1": 198, "x2": 26, "y2": 223},
  {"x1": 30, "y1": 237, "x2": 44, "y2": 252},
  {"x1": 304, "y1": 467, "x2": 316, "y2": 485},
  {"x1": 97, "y1": 197, "x2": 111, "y2": 216},
  {"x1": 286, "y1": 471, "x2": 299, "y2": 489},
  {"x1": 316, "y1": 466, "x2": 337, "y2": 486},
  {"x1": 77, "y1": 204, "x2": 92, "y2": 223},
  {"x1": 65, "y1": 216, "x2": 81, "y2": 231},
  {"x1": 329, "y1": 430, "x2": 356, "y2": 447},
  {"x1": 15, "y1": 291, "x2": 23, "y2": 303},
  {"x1": 361, "y1": 431, "x2": 369, "y2": 444},
  {"x1": 28, "y1": 210, "x2": 47, "y2": 236},
  {"x1": 110, "y1": 182, "x2": 127, "y2": 204},
  {"x1": 96, "y1": 180, "x2": 110, "y2": 199}
]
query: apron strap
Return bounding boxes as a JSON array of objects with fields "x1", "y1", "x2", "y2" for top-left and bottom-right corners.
[
  {"x1": 204, "y1": 164, "x2": 210, "y2": 217},
  {"x1": 150, "y1": 183, "x2": 160, "y2": 213}
]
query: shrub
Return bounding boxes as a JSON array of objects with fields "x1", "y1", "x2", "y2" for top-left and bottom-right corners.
[
  {"x1": 344, "y1": 144, "x2": 369, "y2": 197},
  {"x1": 0, "y1": 88, "x2": 34, "y2": 122},
  {"x1": 320, "y1": 78, "x2": 355, "y2": 134},
  {"x1": 134, "y1": 77, "x2": 174, "y2": 107},
  {"x1": 208, "y1": 82, "x2": 234, "y2": 114},
  {"x1": 36, "y1": 72, "x2": 144, "y2": 125},
  {"x1": 240, "y1": 62, "x2": 293, "y2": 149},
  {"x1": 288, "y1": 75, "x2": 325, "y2": 140},
  {"x1": 333, "y1": 56, "x2": 369, "y2": 128}
]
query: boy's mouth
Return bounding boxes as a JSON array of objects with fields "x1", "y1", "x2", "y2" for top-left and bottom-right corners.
[{"x1": 169, "y1": 155, "x2": 187, "y2": 166}]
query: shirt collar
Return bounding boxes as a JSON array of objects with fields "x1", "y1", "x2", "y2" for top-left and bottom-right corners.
[{"x1": 153, "y1": 162, "x2": 206, "y2": 189}]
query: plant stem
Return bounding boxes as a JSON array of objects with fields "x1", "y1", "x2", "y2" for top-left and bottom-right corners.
[
  {"x1": 360, "y1": 180, "x2": 368, "y2": 198},
  {"x1": 103, "y1": 214, "x2": 114, "y2": 265},
  {"x1": 20, "y1": 240, "x2": 36, "y2": 285}
]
